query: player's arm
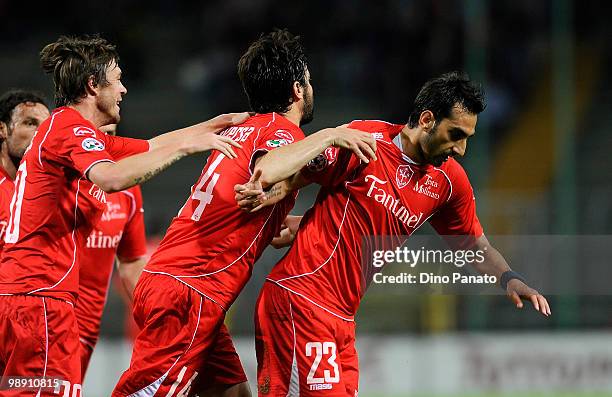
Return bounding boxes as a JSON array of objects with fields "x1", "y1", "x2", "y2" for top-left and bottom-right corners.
[
  {"x1": 470, "y1": 235, "x2": 551, "y2": 316},
  {"x1": 430, "y1": 163, "x2": 551, "y2": 317},
  {"x1": 88, "y1": 113, "x2": 248, "y2": 193},
  {"x1": 234, "y1": 169, "x2": 310, "y2": 213},
  {"x1": 116, "y1": 256, "x2": 146, "y2": 300},
  {"x1": 253, "y1": 127, "x2": 376, "y2": 188}
]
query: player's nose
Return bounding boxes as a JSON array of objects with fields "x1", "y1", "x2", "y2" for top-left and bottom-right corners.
[{"x1": 453, "y1": 142, "x2": 466, "y2": 157}]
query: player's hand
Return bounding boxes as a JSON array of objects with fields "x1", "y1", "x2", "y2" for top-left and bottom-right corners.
[
  {"x1": 199, "y1": 134, "x2": 242, "y2": 159},
  {"x1": 234, "y1": 171, "x2": 291, "y2": 213},
  {"x1": 235, "y1": 170, "x2": 265, "y2": 211},
  {"x1": 201, "y1": 112, "x2": 251, "y2": 133},
  {"x1": 271, "y1": 215, "x2": 302, "y2": 248},
  {"x1": 183, "y1": 112, "x2": 249, "y2": 155},
  {"x1": 324, "y1": 127, "x2": 377, "y2": 163},
  {"x1": 506, "y1": 279, "x2": 551, "y2": 317}
]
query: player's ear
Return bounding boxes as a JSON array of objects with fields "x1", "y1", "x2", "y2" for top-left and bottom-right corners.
[
  {"x1": 292, "y1": 81, "x2": 303, "y2": 102},
  {"x1": 85, "y1": 75, "x2": 98, "y2": 97},
  {"x1": 0, "y1": 121, "x2": 8, "y2": 140},
  {"x1": 419, "y1": 110, "x2": 436, "y2": 133}
]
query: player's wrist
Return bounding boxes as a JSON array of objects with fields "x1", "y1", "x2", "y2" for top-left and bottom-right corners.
[{"x1": 500, "y1": 270, "x2": 527, "y2": 290}]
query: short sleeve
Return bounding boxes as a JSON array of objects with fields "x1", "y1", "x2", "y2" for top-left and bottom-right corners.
[
  {"x1": 53, "y1": 124, "x2": 116, "y2": 176},
  {"x1": 249, "y1": 127, "x2": 305, "y2": 172},
  {"x1": 116, "y1": 186, "x2": 147, "y2": 261},
  {"x1": 429, "y1": 162, "x2": 484, "y2": 249},
  {"x1": 300, "y1": 147, "x2": 363, "y2": 187},
  {"x1": 104, "y1": 134, "x2": 150, "y2": 160}
]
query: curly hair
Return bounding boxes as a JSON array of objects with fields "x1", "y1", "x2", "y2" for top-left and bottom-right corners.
[
  {"x1": 407, "y1": 72, "x2": 486, "y2": 128},
  {"x1": 40, "y1": 35, "x2": 119, "y2": 107},
  {"x1": 0, "y1": 89, "x2": 47, "y2": 126},
  {"x1": 237, "y1": 29, "x2": 308, "y2": 114}
]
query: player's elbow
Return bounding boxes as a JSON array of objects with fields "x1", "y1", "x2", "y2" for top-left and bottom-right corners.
[{"x1": 87, "y1": 163, "x2": 127, "y2": 193}]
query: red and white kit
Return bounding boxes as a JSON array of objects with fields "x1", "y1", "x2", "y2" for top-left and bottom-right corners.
[
  {"x1": 0, "y1": 165, "x2": 15, "y2": 253},
  {"x1": 0, "y1": 107, "x2": 148, "y2": 395},
  {"x1": 114, "y1": 113, "x2": 304, "y2": 396},
  {"x1": 257, "y1": 120, "x2": 484, "y2": 395},
  {"x1": 77, "y1": 185, "x2": 147, "y2": 377}
]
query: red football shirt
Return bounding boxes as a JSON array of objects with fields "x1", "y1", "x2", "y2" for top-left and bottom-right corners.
[
  {"x1": 76, "y1": 185, "x2": 146, "y2": 346},
  {"x1": 145, "y1": 113, "x2": 304, "y2": 310},
  {"x1": 0, "y1": 166, "x2": 14, "y2": 254},
  {"x1": 266, "y1": 120, "x2": 484, "y2": 319},
  {"x1": 0, "y1": 107, "x2": 149, "y2": 304}
]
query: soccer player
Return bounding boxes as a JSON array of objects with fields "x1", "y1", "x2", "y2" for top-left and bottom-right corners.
[
  {"x1": 237, "y1": 72, "x2": 551, "y2": 395},
  {"x1": 113, "y1": 30, "x2": 376, "y2": 397},
  {"x1": 77, "y1": 123, "x2": 148, "y2": 379},
  {"x1": 0, "y1": 90, "x2": 50, "y2": 251},
  {"x1": 0, "y1": 35, "x2": 246, "y2": 396}
]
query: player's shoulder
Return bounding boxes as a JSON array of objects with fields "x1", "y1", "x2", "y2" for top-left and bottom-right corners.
[
  {"x1": 222, "y1": 112, "x2": 303, "y2": 146},
  {"x1": 346, "y1": 119, "x2": 404, "y2": 141},
  {"x1": 44, "y1": 107, "x2": 102, "y2": 142},
  {"x1": 434, "y1": 158, "x2": 472, "y2": 194}
]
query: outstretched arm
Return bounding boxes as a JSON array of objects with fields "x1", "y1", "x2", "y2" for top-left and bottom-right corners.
[
  {"x1": 471, "y1": 235, "x2": 551, "y2": 316},
  {"x1": 254, "y1": 127, "x2": 376, "y2": 188},
  {"x1": 88, "y1": 113, "x2": 248, "y2": 193}
]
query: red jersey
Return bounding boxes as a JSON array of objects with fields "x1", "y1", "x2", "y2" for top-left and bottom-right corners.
[
  {"x1": 267, "y1": 120, "x2": 484, "y2": 319},
  {"x1": 77, "y1": 185, "x2": 147, "y2": 345},
  {"x1": 145, "y1": 113, "x2": 304, "y2": 310},
  {"x1": 0, "y1": 166, "x2": 14, "y2": 254},
  {"x1": 0, "y1": 107, "x2": 149, "y2": 304}
]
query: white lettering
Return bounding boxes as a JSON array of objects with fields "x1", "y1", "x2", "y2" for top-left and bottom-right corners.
[{"x1": 365, "y1": 174, "x2": 424, "y2": 228}]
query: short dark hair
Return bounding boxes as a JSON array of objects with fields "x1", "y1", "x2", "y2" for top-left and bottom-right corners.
[
  {"x1": 237, "y1": 29, "x2": 308, "y2": 114},
  {"x1": 40, "y1": 35, "x2": 119, "y2": 107},
  {"x1": 407, "y1": 72, "x2": 486, "y2": 128},
  {"x1": 0, "y1": 89, "x2": 47, "y2": 126}
]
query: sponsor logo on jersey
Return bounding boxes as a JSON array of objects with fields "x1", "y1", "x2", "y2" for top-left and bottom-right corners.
[
  {"x1": 266, "y1": 139, "x2": 290, "y2": 148},
  {"x1": 365, "y1": 174, "x2": 423, "y2": 228},
  {"x1": 372, "y1": 132, "x2": 384, "y2": 140},
  {"x1": 73, "y1": 126, "x2": 96, "y2": 137},
  {"x1": 86, "y1": 230, "x2": 123, "y2": 249},
  {"x1": 413, "y1": 174, "x2": 440, "y2": 200},
  {"x1": 274, "y1": 129, "x2": 295, "y2": 143},
  {"x1": 395, "y1": 165, "x2": 414, "y2": 189},
  {"x1": 100, "y1": 201, "x2": 128, "y2": 222},
  {"x1": 88, "y1": 184, "x2": 107, "y2": 204},
  {"x1": 82, "y1": 137, "x2": 105, "y2": 151}
]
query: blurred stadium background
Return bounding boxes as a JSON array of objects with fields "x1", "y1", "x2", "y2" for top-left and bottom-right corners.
[{"x1": 1, "y1": 0, "x2": 611, "y2": 395}]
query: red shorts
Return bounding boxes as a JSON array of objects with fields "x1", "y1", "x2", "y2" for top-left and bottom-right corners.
[
  {"x1": 78, "y1": 337, "x2": 94, "y2": 382},
  {"x1": 255, "y1": 282, "x2": 359, "y2": 396},
  {"x1": 0, "y1": 295, "x2": 82, "y2": 397},
  {"x1": 112, "y1": 272, "x2": 247, "y2": 396}
]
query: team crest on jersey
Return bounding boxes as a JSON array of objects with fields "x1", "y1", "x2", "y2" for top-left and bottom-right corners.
[
  {"x1": 82, "y1": 137, "x2": 105, "y2": 151},
  {"x1": 395, "y1": 165, "x2": 414, "y2": 189},
  {"x1": 274, "y1": 129, "x2": 295, "y2": 143},
  {"x1": 266, "y1": 139, "x2": 290, "y2": 148},
  {"x1": 73, "y1": 126, "x2": 96, "y2": 137}
]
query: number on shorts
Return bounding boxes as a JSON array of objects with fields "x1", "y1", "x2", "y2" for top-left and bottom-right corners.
[
  {"x1": 189, "y1": 154, "x2": 224, "y2": 221},
  {"x1": 166, "y1": 366, "x2": 198, "y2": 397},
  {"x1": 306, "y1": 341, "x2": 340, "y2": 384},
  {"x1": 5, "y1": 160, "x2": 28, "y2": 244}
]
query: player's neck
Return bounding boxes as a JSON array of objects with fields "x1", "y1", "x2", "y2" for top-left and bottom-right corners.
[
  {"x1": 280, "y1": 107, "x2": 302, "y2": 127},
  {"x1": 68, "y1": 101, "x2": 107, "y2": 128},
  {"x1": 0, "y1": 144, "x2": 17, "y2": 180},
  {"x1": 400, "y1": 125, "x2": 427, "y2": 164}
]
